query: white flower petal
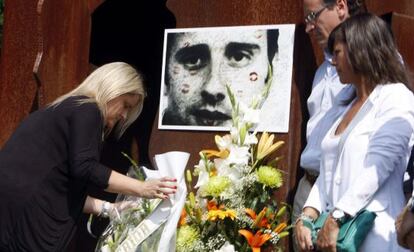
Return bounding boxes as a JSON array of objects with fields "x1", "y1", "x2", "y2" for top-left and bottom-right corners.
[{"x1": 214, "y1": 241, "x2": 236, "y2": 252}]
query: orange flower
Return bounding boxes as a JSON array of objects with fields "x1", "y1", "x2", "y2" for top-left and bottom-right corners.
[
  {"x1": 209, "y1": 168, "x2": 218, "y2": 177},
  {"x1": 202, "y1": 149, "x2": 229, "y2": 159},
  {"x1": 207, "y1": 200, "x2": 224, "y2": 211},
  {"x1": 239, "y1": 229, "x2": 271, "y2": 252},
  {"x1": 273, "y1": 222, "x2": 287, "y2": 234},
  {"x1": 245, "y1": 208, "x2": 270, "y2": 229},
  {"x1": 207, "y1": 200, "x2": 236, "y2": 221},
  {"x1": 178, "y1": 208, "x2": 187, "y2": 227},
  {"x1": 207, "y1": 200, "x2": 217, "y2": 211}
]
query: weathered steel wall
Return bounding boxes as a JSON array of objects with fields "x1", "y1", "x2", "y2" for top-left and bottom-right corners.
[
  {"x1": 0, "y1": 0, "x2": 413, "y2": 251},
  {"x1": 0, "y1": 0, "x2": 104, "y2": 145}
]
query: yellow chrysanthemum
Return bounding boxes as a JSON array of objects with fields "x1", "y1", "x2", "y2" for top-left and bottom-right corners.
[
  {"x1": 207, "y1": 209, "x2": 237, "y2": 221},
  {"x1": 176, "y1": 226, "x2": 199, "y2": 252},
  {"x1": 202, "y1": 176, "x2": 231, "y2": 197},
  {"x1": 256, "y1": 166, "x2": 283, "y2": 188}
]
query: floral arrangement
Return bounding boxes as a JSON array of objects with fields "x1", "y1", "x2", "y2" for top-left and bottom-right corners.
[
  {"x1": 94, "y1": 153, "x2": 163, "y2": 252},
  {"x1": 176, "y1": 82, "x2": 291, "y2": 252}
]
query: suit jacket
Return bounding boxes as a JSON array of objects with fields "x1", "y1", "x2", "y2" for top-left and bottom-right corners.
[{"x1": 304, "y1": 83, "x2": 414, "y2": 252}]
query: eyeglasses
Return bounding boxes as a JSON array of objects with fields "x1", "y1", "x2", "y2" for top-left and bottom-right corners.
[{"x1": 304, "y1": 6, "x2": 327, "y2": 24}]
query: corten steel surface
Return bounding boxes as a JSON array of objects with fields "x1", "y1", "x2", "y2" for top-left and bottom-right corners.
[
  {"x1": 391, "y1": 13, "x2": 414, "y2": 74},
  {"x1": 367, "y1": 1, "x2": 414, "y2": 76},
  {"x1": 0, "y1": 0, "x2": 413, "y2": 251},
  {"x1": 366, "y1": 0, "x2": 414, "y2": 17},
  {"x1": 0, "y1": 0, "x2": 38, "y2": 146},
  {"x1": 34, "y1": 0, "x2": 92, "y2": 106},
  {"x1": 0, "y1": 0, "x2": 97, "y2": 147}
]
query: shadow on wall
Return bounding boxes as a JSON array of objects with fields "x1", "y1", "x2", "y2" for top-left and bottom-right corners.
[{"x1": 90, "y1": 0, "x2": 176, "y2": 167}]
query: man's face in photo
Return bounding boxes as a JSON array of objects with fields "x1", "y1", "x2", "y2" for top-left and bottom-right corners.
[{"x1": 165, "y1": 29, "x2": 270, "y2": 126}]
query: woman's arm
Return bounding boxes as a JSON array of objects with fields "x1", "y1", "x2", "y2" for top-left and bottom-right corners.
[
  {"x1": 295, "y1": 206, "x2": 319, "y2": 252},
  {"x1": 105, "y1": 170, "x2": 177, "y2": 199},
  {"x1": 83, "y1": 196, "x2": 108, "y2": 215},
  {"x1": 295, "y1": 172, "x2": 326, "y2": 251},
  {"x1": 295, "y1": 176, "x2": 323, "y2": 252}
]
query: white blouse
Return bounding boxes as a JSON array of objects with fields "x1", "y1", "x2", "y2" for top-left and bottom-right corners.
[{"x1": 305, "y1": 83, "x2": 414, "y2": 252}]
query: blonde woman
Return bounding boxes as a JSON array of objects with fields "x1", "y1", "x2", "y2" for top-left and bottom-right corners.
[{"x1": 0, "y1": 62, "x2": 177, "y2": 251}]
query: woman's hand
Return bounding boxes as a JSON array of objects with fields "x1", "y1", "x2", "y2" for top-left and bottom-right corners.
[
  {"x1": 295, "y1": 207, "x2": 319, "y2": 251},
  {"x1": 316, "y1": 215, "x2": 339, "y2": 252},
  {"x1": 138, "y1": 177, "x2": 177, "y2": 199},
  {"x1": 106, "y1": 170, "x2": 177, "y2": 199},
  {"x1": 396, "y1": 206, "x2": 414, "y2": 249},
  {"x1": 295, "y1": 219, "x2": 314, "y2": 251}
]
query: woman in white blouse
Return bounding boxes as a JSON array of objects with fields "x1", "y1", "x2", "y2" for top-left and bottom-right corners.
[{"x1": 295, "y1": 13, "x2": 414, "y2": 252}]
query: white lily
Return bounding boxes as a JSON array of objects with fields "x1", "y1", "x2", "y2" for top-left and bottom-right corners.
[
  {"x1": 214, "y1": 241, "x2": 236, "y2": 252},
  {"x1": 230, "y1": 127, "x2": 239, "y2": 143},
  {"x1": 227, "y1": 145, "x2": 250, "y2": 166},
  {"x1": 194, "y1": 158, "x2": 211, "y2": 189},
  {"x1": 243, "y1": 131, "x2": 258, "y2": 146},
  {"x1": 215, "y1": 134, "x2": 232, "y2": 151},
  {"x1": 240, "y1": 102, "x2": 260, "y2": 124},
  {"x1": 217, "y1": 161, "x2": 243, "y2": 182}
]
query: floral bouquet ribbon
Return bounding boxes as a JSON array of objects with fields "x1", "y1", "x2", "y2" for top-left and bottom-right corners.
[{"x1": 98, "y1": 151, "x2": 189, "y2": 252}]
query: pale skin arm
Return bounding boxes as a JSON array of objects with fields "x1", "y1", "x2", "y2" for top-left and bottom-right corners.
[
  {"x1": 105, "y1": 170, "x2": 177, "y2": 200},
  {"x1": 83, "y1": 196, "x2": 141, "y2": 217},
  {"x1": 295, "y1": 207, "x2": 319, "y2": 252},
  {"x1": 83, "y1": 170, "x2": 177, "y2": 215},
  {"x1": 83, "y1": 196, "x2": 106, "y2": 215}
]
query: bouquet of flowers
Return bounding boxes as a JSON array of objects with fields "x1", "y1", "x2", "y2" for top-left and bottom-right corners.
[
  {"x1": 95, "y1": 151, "x2": 190, "y2": 252},
  {"x1": 95, "y1": 154, "x2": 163, "y2": 252},
  {"x1": 176, "y1": 84, "x2": 291, "y2": 252}
]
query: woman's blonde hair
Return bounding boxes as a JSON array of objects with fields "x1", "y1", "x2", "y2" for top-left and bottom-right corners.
[{"x1": 51, "y1": 62, "x2": 146, "y2": 138}]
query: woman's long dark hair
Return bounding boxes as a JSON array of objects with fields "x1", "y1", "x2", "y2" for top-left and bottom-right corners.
[{"x1": 328, "y1": 13, "x2": 412, "y2": 90}]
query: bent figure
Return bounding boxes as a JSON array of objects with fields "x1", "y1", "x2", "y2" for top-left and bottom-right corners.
[{"x1": 0, "y1": 62, "x2": 177, "y2": 251}]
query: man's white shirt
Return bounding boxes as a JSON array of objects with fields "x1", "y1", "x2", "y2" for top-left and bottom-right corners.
[{"x1": 300, "y1": 52, "x2": 352, "y2": 173}]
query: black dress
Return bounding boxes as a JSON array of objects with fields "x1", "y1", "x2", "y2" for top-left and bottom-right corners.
[{"x1": 0, "y1": 96, "x2": 111, "y2": 251}]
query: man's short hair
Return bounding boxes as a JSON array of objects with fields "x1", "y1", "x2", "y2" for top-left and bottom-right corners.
[
  {"x1": 267, "y1": 29, "x2": 279, "y2": 63},
  {"x1": 322, "y1": 0, "x2": 367, "y2": 16}
]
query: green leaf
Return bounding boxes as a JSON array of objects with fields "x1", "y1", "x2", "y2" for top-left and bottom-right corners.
[
  {"x1": 121, "y1": 152, "x2": 138, "y2": 168},
  {"x1": 225, "y1": 84, "x2": 236, "y2": 108},
  {"x1": 239, "y1": 124, "x2": 247, "y2": 145}
]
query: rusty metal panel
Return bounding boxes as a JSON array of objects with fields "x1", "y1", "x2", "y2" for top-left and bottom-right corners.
[
  {"x1": 34, "y1": 0, "x2": 92, "y2": 106},
  {"x1": 167, "y1": 0, "x2": 303, "y2": 27},
  {"x1": 392, "y1": 12, "x2": 414, "y2": 74},
  {"x1": 0, "y1": 0, "x2": 39, "y2": 146},
  {"x1": 366, "y1": 0, "x2": 414, "y2": 17},
  {"x1": 0, "y1": 0, "x2": 94, "y2": 146}
]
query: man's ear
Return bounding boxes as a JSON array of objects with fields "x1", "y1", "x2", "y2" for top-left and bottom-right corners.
[{"x1": 336, "y1": 0, "x2": 349, "y2": 21}]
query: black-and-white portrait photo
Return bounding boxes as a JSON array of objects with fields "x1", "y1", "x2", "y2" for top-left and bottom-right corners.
[{"x1": 159, "y1": 24, "x2": 295, "y2": 132}]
